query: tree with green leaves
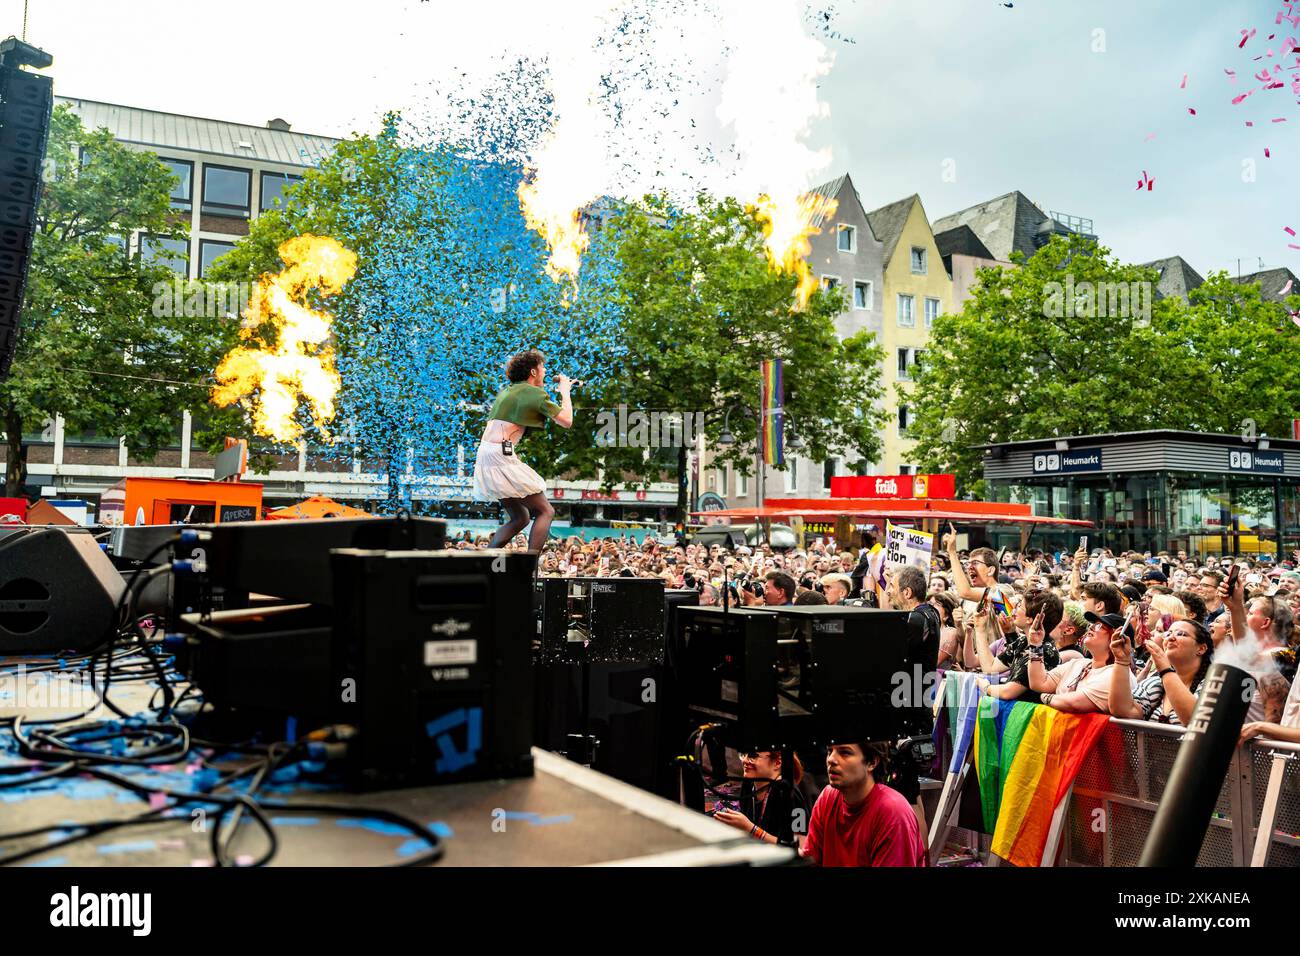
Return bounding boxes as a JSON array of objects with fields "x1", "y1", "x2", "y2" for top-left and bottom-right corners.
[
  {"x1": 2, "y1": 105, "x2": 229, "y2": 497},
  {"x1": 533, "y1": 193, "x2": 889, "y2": 520},
  {"x1": 903, "y1": 234, "x2": 1300, "y2": 491}
]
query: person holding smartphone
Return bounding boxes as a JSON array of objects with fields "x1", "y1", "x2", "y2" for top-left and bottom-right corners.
[{"x1": 472, "y1": 350, "x2": 573, "y2": 551}]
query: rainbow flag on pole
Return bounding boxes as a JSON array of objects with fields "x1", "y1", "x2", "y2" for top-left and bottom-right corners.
[
  {"x1": 760, "y1": 360, "x2": 784, "y2": 467},
  {"x1": 972, "y1": 699, "x2": 1108, "y2": 866}
]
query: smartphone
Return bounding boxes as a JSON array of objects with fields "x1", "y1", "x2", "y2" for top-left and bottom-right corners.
[
  {"x1": 1079, "y1": 536, "x2": 1088, "y2": 553},
  {"x1": 1225, "y1": 564, "x2": 1240, "y2": 596}
]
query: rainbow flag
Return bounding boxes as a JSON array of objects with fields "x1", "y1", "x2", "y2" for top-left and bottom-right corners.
[
  {"x1": 972, "y1": 699, "x2": 1108, "y2": 866},
  {"x1": 760, "y1": 359, "x2": 784, "y2": 467}
]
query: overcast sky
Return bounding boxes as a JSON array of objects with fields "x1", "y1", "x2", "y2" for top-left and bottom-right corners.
[{"x1": 7, "y1": 0, "x2": 1296, "y2": 279}]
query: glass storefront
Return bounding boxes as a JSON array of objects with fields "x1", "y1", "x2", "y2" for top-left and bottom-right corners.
[{"x1": 985, "y1": 471, "x2": 1295, "y2": 558}]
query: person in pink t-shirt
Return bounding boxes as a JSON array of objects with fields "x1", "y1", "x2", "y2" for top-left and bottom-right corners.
[{"x1": 802, "y1": 742, "x2": 928, "y2": 867}]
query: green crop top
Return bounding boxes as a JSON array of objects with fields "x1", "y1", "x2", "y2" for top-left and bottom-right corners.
[{"x1": 486, "y1": 383, "x2": 561, "y2": 430}]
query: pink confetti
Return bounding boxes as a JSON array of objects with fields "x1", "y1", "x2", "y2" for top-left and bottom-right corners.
[
  {"x1": 1241, "y1": 27, "x2": 1257, "y2": 49},
  {"x1": 1274, "y1": 117, "x2": 1288, "y2": 121},
  {"x1": 1247, "y1": 120, "x2": 1256, "y2": 126},
  {"x1": 1188, "y1": 107, "x2": 1197, "y2": 115},
  {"x1": 1180, "y1": 73, "x2": 1188, "y2": 88},
  {"x1": 1137, "y1": 170, "x2": 1155, "y2": 191},
  {"x1": 1144, "y1": 132, "x2": 1157, "y2": 141},
  {"x1": 1286, "y1": 226, "x2": 1297, "y2": 236},
  {"x1": 148, "y1": 792, "x2": 168, "y2": 810},
  {"x1": 1290, "y1": 244, "x2": 1300, "y2": 250},
  {"x1": 1266, "y1": 147, "x2": 1272, "y2": 157},
  {"x1": 1233, "y1": 90, "x2": 1255, "y2": 104}
]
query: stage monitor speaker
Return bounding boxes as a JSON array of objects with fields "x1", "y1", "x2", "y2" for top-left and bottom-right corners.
[
  {"x1": 330, "y1": 548, "x2": 537, "y2": 789},
  {"x1": 0, "y1": 64, "x2": 53, "y2": 379},
  {"x1": 0, "y1": 527, "x2": 126, "y2": 653},
  {"x1": 198, "y1": 515, "x2": 447, "y2": 607}
]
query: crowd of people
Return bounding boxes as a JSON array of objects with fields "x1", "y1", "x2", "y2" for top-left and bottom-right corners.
[{"x1": 448, "y1": 525, "x2": 1300, "y2": 865}]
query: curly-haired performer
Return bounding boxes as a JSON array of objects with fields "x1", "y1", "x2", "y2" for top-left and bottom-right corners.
[{"x1": 473, "y1": 350, "x2": 573, "y2": 551}]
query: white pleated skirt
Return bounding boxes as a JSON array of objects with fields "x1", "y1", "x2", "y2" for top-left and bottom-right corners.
[{"x1": 472, "y1": 420, "x2": 547, "y2": 501}]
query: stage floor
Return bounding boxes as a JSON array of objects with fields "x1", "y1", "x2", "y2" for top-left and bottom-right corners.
[{"x1": 0, "y1": 670, "x2": 794, "y2": 867}]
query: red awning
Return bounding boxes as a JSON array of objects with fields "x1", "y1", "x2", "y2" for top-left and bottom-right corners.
[{"x1": 691, "y1": 500, "x2": 1092, "y2": 528}]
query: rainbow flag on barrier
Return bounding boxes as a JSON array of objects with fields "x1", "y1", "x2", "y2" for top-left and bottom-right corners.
[
  {"x1": 972, "y1": 699, "x2": 1109, "y2": 867},
  {"x1": 932, "y1": 671, "x2": 984, "y2": 774}
]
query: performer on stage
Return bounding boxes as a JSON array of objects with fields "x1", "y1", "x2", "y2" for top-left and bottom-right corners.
[{"x1": 473, "y1": 350, "x2": 573, "y2": 551}]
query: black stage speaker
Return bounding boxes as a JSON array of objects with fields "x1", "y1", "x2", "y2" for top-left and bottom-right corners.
[
  {"x1": 533, "y1": 576, "x2": 664, "y2": 663},
  {"x1": 0, "y1": 527, "x2": 125, "y2": 653},
  {"x1": 330, "y1": 548, "x2": 536, "y2": 789},
  {"x1": 675, "y1": 605, "x2": 910, "y2": 751},
  {"x1": 198, "y1": 515, "x2": 446, "y2": 608},
  {"x1": 0, "y1": 59, "x2": 53, "y2": 378}
]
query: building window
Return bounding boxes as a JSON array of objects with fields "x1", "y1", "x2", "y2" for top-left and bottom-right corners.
[
  {"x1": 924, "y1": 297, "x2": 941, "y2": 328},
  {"x1": 823, "y1": 458, "x2": 838, "y2": 489},
  {"x1": 785, "y1": 457, "x2": 798, "y2": 492},
  {"x1": 897, "y1": 348, "x2": 913, "y2": 380},
  {"x1": 198, "y1": 239, "x2": 236, "y2": 278},
  {"x1": 899, "y1": 464, "x2": 915, "y2": 475},
  {"x1": 260, "y1": 171, "x2": 303, "y2": 212},
  {"x1": 897, "y1": 293, "x2": 915, "y2": 327},
  {"x1": 201, "y1": 164, "x2": 252, "y2": 217},
  {"x1": 737, "y1": 471, "x2": 748, "y2": 497},
  {"x1": 141, "y1": 235, "x2": 189, "y2": 276},
  {"x1": 898, "y1": 405, "x2": 911, "y2": 436},
  {"x1": 158, "y1": 158, "x2": 194, "y2": 211},
  {"x1": 837, "y1": 224, "x2": 856, "y2": 253},
  {"x1": 910, "y1": 247, "x2": 927, "y2": 274},
  {"x1": 821, "y1": 275, "x2": 841, "y2": 291},
  {"x1": 853, "y1": 280, "x2": 872, "y2": 310},
  {"x1": 913, "y1": 349, "x2": 926, "y2": 373},
  {"x1": 714, "y1": 466, "x2": 728, "y2": 494}
]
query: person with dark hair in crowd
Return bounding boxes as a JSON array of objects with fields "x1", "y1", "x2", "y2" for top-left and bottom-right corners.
[
  {"x1": 1199, "y1": 570, "x2": 1227, "y2": 626},
  {"x1": 1108, "y1": 619, "x2": 1213, "y2": 726},
  {"x1": 1028, "y1": 610, "x2": 1132, "y2": 714},
  {"x1": 879, "y1": 565, "x2": 941, "y2": 836},
  {"x1": 762, "y1": 570, "x2": 797, "y2": 606},
  {"x1": 802, "y1": 742, "x2": 928, "y2": 867},
  {"x1": 714, "y1": 750, "x2": 807, "y2": 847},
  {"x1": 1080, "y1": 581, "x2": 1123, "y2": 617},
  {"x1": 931, "y1": 591, "x2": 963, "y2": 668},
  {"x1": 473, "y1": 349, "x2": 572, "y2": 551},
  {"x1": 973, "y1": 589, "x2": 1064, "y2": 702},
  {"x1": 795, "y1": 589, "x2": 828, "y2": 606},
  {"x1": 1175, "y1": 589, "x2": 1208, "y2": 625}
]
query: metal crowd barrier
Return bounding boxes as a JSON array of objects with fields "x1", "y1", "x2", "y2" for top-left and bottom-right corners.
[
  {"x1": 931, "y1": 717, "x2": 1300, "y2": 867},
  {"x1": 1059, "y1": 718, "x2": 1300, "y2": 867}
]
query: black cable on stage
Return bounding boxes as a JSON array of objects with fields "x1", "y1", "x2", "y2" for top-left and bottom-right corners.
[
  {"x1": 0, "y1": 761, "x2": 446, "y2": 868},
  {"x1": 11, "y1": 714, "x2": 190, "y2": 767}
]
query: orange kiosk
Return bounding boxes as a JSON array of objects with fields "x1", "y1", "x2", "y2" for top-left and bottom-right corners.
[{"x1": 100, "y1": 477, "x2": 263, "y2": 526}]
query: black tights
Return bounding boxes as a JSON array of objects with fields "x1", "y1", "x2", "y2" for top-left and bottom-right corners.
[{"x1": 489, "y1": 492, "x2": 555, "y2": 552}]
